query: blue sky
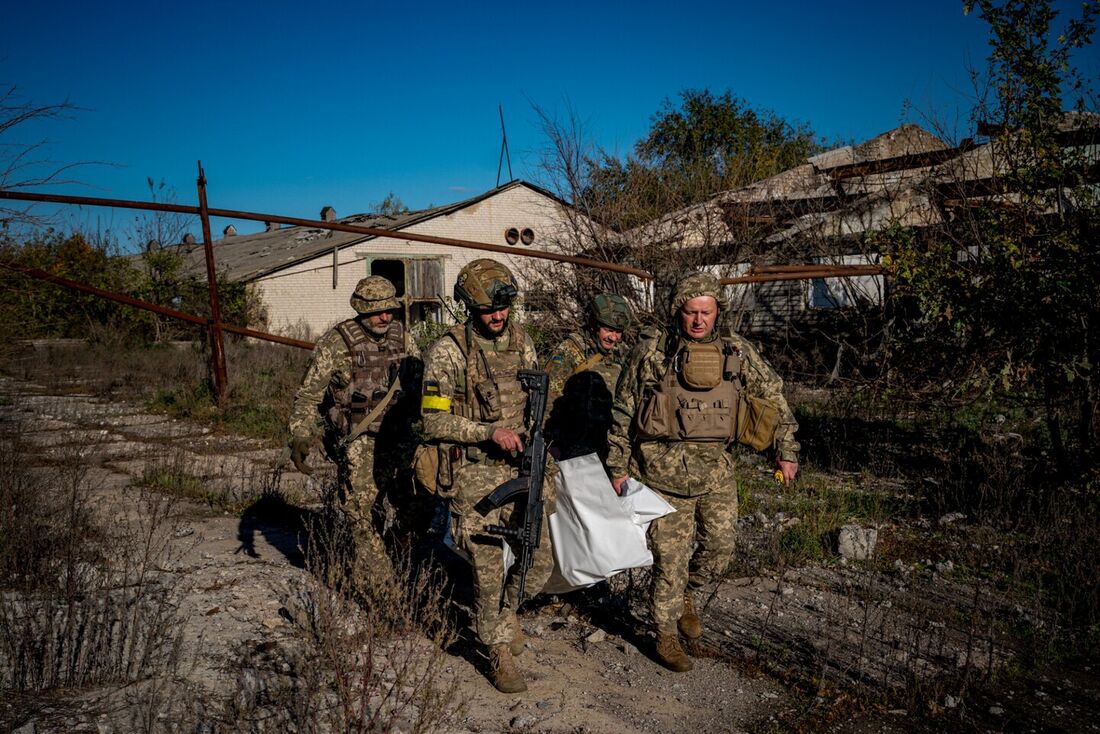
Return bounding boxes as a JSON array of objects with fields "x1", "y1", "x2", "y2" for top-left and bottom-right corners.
[{"x1": 3, "y1": 0, "x2": 1096, "y2": 245}]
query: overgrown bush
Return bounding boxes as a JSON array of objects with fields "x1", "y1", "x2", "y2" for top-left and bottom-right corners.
[{"x1": 0, "y1": 227, "x2": 268, "y2": 346}]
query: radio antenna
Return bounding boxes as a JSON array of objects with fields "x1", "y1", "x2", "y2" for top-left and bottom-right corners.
[{"x1": 496, "y1": 104, "x2": 513, "y2": 187}]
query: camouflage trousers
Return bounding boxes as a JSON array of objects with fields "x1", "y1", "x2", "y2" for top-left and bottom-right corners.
[
  {"x1": 338, "y1": 433, "x2": 428, "y2": 596},
  {"x1": 449, "y1": 460, "x2": 556, "y2": 648},
  {"x1": 647, "y1": 480, "x2": 738, "y2": 630}
]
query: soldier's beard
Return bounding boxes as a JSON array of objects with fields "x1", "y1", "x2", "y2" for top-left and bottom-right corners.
[
  {"x1": 365, "y1": 323, "x2": 389, "y2": 337},
  {"x1": 475, "y1": 315, "x2": 508, "y2": 337}
]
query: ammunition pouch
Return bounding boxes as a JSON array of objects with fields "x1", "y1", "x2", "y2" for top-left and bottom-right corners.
[
  {"x1": 735, "y1": 395, "x2": 780, "y2": 452},
  {"x1": 676, "y1": 397, "x2": 735, "y2": 441},
  {"x1": 474, "y1": 379, "x2": 504, "y2": 422},
  {"x1": 414, "y1": 442, "x2": 460, "y2": 497}
]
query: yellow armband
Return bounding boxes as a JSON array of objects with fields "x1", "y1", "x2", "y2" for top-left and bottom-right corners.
[
  {"x1": 421, "y1": 394, "x2": 452, "y2": 412},
  {"x1": 421, "y1": 381, "x2": 452, "y2": 413}
]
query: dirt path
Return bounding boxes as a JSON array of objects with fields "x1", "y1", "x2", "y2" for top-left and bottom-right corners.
[
  {"x1": 1, "y1": 375, "x2": 793, "y2": 733},
  {"x1": 3, "y1": 374, "x2": 1097, "y2": 733}
]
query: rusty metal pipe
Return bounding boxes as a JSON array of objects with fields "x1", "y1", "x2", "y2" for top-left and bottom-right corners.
[
  {"x1": 0, "y1": 190, "x2": 652, "y2": 280},
  {"x1": 0, "y1": 260, "x2": 316, "y2": 350},
  {"x1": 0, "y1": 190, "x2": 886, "y2": 286},
  {"x1": 748, "y1": 263, "x2": 877, "y2": 274},
  {"x1": 722, "y1": 265, "x2": 883, "y2": 285}
]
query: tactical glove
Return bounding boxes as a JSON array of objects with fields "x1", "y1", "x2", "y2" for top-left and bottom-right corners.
[{"x1": 288, "y1": 437, "x2": 313, "y2": 475}]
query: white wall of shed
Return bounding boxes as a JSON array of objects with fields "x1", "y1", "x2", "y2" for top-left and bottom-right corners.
[{"x1": 253, "y1": 186, "x2": 581, "y2": 338}]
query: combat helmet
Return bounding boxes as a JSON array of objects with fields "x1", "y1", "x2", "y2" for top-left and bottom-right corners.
[
  {"x1": 350, "y1": 275, "x2": 401, "y2": 315},
  {"x1": 454, "y1": 259, "x2": 518, "y2": 311},
  {"x1": 669, "y1": 271, "x2": 729, "y2": 315},
  {"x1": 587, "y1": 292, "x2": 633, "y2": 331}
]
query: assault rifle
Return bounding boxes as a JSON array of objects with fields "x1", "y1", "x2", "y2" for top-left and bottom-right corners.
[{"x1": 474, "y1": 369, "x2": 549, "y2": 606}]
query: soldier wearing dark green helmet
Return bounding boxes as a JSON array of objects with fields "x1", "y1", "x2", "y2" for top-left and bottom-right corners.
[
  {"x1": 543, "y1": 292, "x2": 634, "y2": 462},
  {"x1": 286, "y1": 275, "x2": 424, "y2": 597}
]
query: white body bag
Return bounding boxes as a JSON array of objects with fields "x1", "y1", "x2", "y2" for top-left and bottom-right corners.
[{"x1": 543, "y1": 452, "x2": 675, "y2": 593}]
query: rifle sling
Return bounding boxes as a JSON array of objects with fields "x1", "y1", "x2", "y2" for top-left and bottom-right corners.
[
  {"x1": 571, "y1": 351, "x2": 604, "y2": 375},
  {"x1": 344, "y1": 376, "x2": 401, "y2": 444}
]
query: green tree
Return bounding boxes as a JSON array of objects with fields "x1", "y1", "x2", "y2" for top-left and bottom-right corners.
[
  {"x1": 0, "y1": 229, "x2": 147, "y2": 341},
  {"x1": 582, "y1": 89, "x2": 819, "y2": 230},
  {"x1": 885, "y1": 0, "x2": 1098, "y2": 467}
]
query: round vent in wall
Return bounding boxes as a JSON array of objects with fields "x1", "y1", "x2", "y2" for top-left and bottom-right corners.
[
  {"x1": 504, "y1": 227, "x2": 520, "y2": 245},
  {"x1": 520, "y1": 227, "x2": 535, "y2": 245}
]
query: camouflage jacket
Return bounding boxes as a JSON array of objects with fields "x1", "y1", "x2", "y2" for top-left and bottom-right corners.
[
  {"x1": 287, "y1": 321, "x2": 420, "y2": 442},
  {"x1": 421, "y1": 321, "x2": 539, "y2": 445},
  {"x1": 544, "y1": 331, "x2": 627, "y2": 402},
  {"x1": 607, "y1": 327, "x2": 800, "y2": 498}
]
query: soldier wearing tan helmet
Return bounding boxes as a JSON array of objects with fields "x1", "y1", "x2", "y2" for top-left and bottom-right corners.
[
  {"x1": 419, "y1": 258, "x2": 554, "y2": 693},
  {"x1": 544, "y1": 292, "x2": 634, "y2": 462},
  {"x1": 607, "y1": 271, "x2": 800, "y2": 672},
  {"x1": 287, "y1": 275, "x2": 423, "y2": 596}
]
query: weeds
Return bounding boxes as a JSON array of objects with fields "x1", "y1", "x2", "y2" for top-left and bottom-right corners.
[
  {"x1": 0, "y1": 422, "x2": 186, "y2": 696},
  {"x1": 220, "y1": 507, "x2": 463, "y2": 732},
  {"x1": 3, "y1": 338, "x2": 308, "y2": 445}
]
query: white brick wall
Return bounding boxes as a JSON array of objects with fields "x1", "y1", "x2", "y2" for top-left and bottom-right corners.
[{"x1": 255, "y1": 185, "x2": 583, "y2": 338}]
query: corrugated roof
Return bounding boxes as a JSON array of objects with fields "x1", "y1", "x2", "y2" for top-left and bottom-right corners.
[{"x1": 161, "y1": 180, "x2": 564, "y2": 282}]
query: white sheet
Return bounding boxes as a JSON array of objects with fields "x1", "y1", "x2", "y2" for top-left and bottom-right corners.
[{"x1": 543, "y1": 453, "x2": 675, "y2": 593}]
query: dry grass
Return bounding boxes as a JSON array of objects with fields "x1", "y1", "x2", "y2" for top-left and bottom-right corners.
[
  {"x1": 0, "y1": 422, "x2": 187, "y2": 699},
  {"x1": 216, "y1": 503, "x2": 464, "y2": 732}
]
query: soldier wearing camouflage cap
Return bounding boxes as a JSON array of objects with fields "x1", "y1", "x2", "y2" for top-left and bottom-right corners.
[
  {"x1": 286, "y1": 275, "x2": 424, "y2": 597},
  {"x1": 607, "y1": 271, "x2": 799, "y2": 672},
  {"x1": 543, "y1": 292, "x2": 634, "y2": 462},
  {"x1": 419, "y1": 258, "x2": 555, "y2": 693}
]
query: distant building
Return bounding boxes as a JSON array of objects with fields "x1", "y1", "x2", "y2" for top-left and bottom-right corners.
[
  {"x1": 169, "y1": 180, "x2": 587, "y2": 338},
  {"x1": 625, "y1": 115, "x2": 1098, "y2": 334}
]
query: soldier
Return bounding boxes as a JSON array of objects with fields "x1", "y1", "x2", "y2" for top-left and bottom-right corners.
[
  {"x1": 543, "y1": 293, "x2": 634, "y2": 462},
  {"x1": 420, "y1": 258, "x2": 554, "y2": 693},
  {"x1": 606, "y1": 271, "x2": 800, "y2": 672},
  {"x1": 286, "y1": 275, "x2": 423, "y2": 597}
]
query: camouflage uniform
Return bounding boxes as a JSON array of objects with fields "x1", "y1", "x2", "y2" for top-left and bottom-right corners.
[
  {"x1": 421, "y1": 320, "x2": 555, "y2": 647},
  {"x1": 544, "y1": 294, "x2": 633, "y2": 462},
  {"x1": 607, "y1": 273, "x2": 799, "y2": 634},
  {"x1": 543, "y1": 331, "x2": 626, "y2": 461},
  {"x1": 287, "y1": 277, "x2": 422, "y2": 594}
]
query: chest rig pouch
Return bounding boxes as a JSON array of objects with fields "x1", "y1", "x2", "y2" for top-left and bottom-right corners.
[
  {"x1": 324, "y1": 319, "x2": 406, "y2": 436},
  {"x1": 637, "y1": 338, "x2": 743, "y2": 442},
  {"x1": 445, "y1": 322, "x2": 527, "y2": 463}
]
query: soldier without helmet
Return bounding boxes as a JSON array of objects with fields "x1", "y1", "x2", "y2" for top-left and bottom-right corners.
[
  {"x1": 607, "y1": 271, "x2": 800, "y2": 672},
  {"x1": 543, "y1": 292, "x2": 634, "y2": 463},
  {"x1": 286, "y1": 275, "x2": 424, "y2": 596},
  {"x1": 419, "y1": 258, "x2": 555, "y2": 693}
]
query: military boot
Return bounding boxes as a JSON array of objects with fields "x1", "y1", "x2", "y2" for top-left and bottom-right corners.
[
  {"x1": 678, "y1": 592, "x2": 702, "y2": 639},
  {"x1": 489, "y1": 644, "x2": 528, "y2": 693},
  {"x1": 654, "y1": 628, "x2": 693, "y2": 672},
  {"x1": 510, "y1": 626, "x2": 526, "y2": 657}
]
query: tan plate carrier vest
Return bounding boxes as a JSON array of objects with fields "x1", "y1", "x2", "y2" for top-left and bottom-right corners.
[
  {"x1": 415, "y1": 321, "x2": 529, "y2": 494},
  {"x1": 325, "y1": 319, "x2": 406, "y2": 436},
  {"x1": 636, "y1": 337, "x2": 744, "y2": 443},
  {"x1": 446, "y1": 321, "x2": 527, "y2": 432}
]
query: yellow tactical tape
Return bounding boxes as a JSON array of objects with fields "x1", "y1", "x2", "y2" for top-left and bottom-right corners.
[{"x1": 421, "y1": 394, "x2": 452, "y2": 411}]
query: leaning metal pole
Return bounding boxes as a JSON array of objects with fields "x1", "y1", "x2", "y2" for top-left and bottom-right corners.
[
  {"x1": 196, "y1": 162, "x2": 229, "y2": 407},
  {"x1": 0, "y1": 260, "x2": 316, "y2": 349}
]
